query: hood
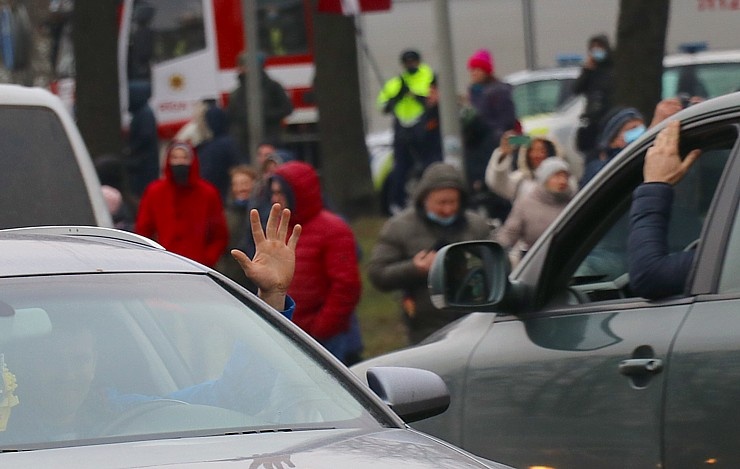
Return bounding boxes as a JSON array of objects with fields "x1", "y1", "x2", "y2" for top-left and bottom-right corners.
[
  {"x1": 515, "y1": 135, "x2": 565, "y2": 178},
  {"x1": 412, "y1": 162, "x2": 469, "y2": 210},
  {"x1": 1, "y1": 428, "x2": 502, "y2": 468},
  {"x1": 163, "y1": 141, "x2": 201, "y2": 187},
  {"x1": 204, "y1": 105, "x2": 229, "y2": 137},
  {"x1": 273, "y1": 161, "x2": 323, "y2": 224}
]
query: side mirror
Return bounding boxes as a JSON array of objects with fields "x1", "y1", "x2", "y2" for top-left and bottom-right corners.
[
  {"x1": 428, "y1": 241, "x2": 510, "y2": 310},
  {"x1": 366, "y1": 367, "x2": 450, "y2": 422}
]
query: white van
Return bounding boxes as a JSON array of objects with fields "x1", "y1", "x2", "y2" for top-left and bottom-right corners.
[{"x1": 0, "y1": 84, "x2": 112, "y2": 228}]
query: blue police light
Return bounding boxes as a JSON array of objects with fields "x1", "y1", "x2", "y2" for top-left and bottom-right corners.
[
  {"x1": 678, "y1": 42, "x2": 708, "y2": 54},
  {"x1": 556, "y1": 53, "x2": 583, "y2": 67}
]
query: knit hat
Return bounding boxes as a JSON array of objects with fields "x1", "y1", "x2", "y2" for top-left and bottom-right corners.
[
  {"x1": 467, "y1": 49, "x2": 494, "y2": 75},
  {"x1": 598, "y1": 107, "x2": 643, "y2": 150},
  {"x1": 535, "y1": 158, "x2": 570, "y2": 184}
]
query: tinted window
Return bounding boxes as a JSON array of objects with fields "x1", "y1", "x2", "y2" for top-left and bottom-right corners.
[
  {"x1": 547, "y1": 125, "x2": 736, "y2": 306},
  {"x1": 258, "y1": 0, "x2": 309, "y2": 58},
  {"x1": 0, "y1": 106, "x2": 96, "y2": 228},
  {"x1": 131, "y1": 0, "x2": 206, "y2": 66},
  {"x1": 719, "y1": 192, "x2": 740, "y2": 293}
]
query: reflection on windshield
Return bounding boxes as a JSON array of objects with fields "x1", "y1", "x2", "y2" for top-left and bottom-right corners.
[{"x1": 0, "y1": 274, "x2": 376, "y2": 449}]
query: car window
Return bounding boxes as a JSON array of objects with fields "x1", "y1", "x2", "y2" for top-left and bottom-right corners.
[
  {"x1": 0, "y1": 106, "x2": 97, "y2": 228},
  {"x1": 130, "y1": 0, "x2": 206, "y2": 65},
  {"x1": 718, "y1": 193, "x2": 740, "y2": 293},
  {"x1": 512, "y1": 78, "x2": 576, "y2": 118},
  {"x1": 0, "y1": 273, "x2": 380, "y2": 449},
  {"x1": 543, "y1": 124, "x2": 737, "y2": 307},
  {"x1": 663, "y1": 62, "x2": 740, "y2": 99}
]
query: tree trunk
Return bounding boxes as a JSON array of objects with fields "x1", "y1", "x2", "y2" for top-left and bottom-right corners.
[
  {"x1": 613, "y1": 0, "x2": 670, "y2": 122},
  {"x1": 72, "y1": 1, "x2": 122, "y2": 159},
  {"x1": 312, "y1": 4, "x2": 378, "y2": 219}
]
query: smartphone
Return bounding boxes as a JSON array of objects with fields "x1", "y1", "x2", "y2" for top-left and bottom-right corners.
[
  {"x1": 677, "y1": 92, "x2": 691, "y2": 109},
  {"x1": 508, "y1": 134, "x2": 532, "y2": 146}
]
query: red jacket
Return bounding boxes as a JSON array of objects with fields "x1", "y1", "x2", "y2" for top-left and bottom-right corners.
[
  {"x1": 136, "y1": 143, "x2": 228, "y2": 268},
  {"x1": 272, "y1": 162, "x2": 361, "y2": 340}
]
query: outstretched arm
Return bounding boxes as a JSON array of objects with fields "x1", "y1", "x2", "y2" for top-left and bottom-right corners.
[
  {"x1": 231, "y1": 203, "x2": 301, "y2": 311},
  {"x1": 628, "y1": 121, "x2": 702, "y2": 299}
]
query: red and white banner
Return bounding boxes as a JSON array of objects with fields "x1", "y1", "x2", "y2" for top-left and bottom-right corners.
[{"x1": 317, "y1": 0, "x2": 391, "y2": 15}]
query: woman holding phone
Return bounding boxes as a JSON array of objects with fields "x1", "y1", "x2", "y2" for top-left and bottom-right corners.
[{"x1": 484, "y1": 132, "x2": 577, "y2": 204}]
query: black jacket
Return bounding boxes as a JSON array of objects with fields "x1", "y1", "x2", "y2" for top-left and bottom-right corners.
[{"x1": 628, "y1": 183, "x2": 694, "y2": 299}]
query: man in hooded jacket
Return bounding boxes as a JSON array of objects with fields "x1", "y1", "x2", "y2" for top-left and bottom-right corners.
[
  {"x1": 368, "y1": 162, "x2": 493, "y2": 344},
  {"x1": 136, "y1": 141, "x2": 229, "y2": 268}
]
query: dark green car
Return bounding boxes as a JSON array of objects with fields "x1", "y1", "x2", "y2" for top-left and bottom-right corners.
[{"x1": 353, "y1": 91, "x2": 740, "y2": 468}]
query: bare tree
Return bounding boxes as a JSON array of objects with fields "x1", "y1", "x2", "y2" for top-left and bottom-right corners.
[
  {"x1": 613, "y1": 0, "x2": 670, "y2": 122},
  {"x1": 312, "y1": 4, "x2": 377, "y2": 218},
  {"x1": 72, "y1": 0, "x2": 122, "y2": 158}
]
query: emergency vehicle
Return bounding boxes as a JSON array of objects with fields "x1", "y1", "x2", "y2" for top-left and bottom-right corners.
[
  {"x1": 118, "y1": 0, "x2": 317, "y2": 140},
  {"x1": 50, "y1": 0, "x2": 389, "y2": 142}
]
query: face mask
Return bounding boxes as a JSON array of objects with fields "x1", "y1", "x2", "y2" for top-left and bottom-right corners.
[
  {"x1": 170, "y1": 164, "x2": 190, "y2": 185},
  {"x1": 405, "y1": 66, "x2": 419, "y2": 74},
  {"x1": 426, "y1": 211, "x2": 458, "y2": 226},
  {"x1": 591, "y1": 48, "x2": 607, "y2": 62},
  {"x1": 623, "y1": 125, "x2": 646, "y2": 145}
]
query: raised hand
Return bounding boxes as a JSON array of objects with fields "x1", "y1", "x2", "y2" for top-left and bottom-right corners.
[{"x1": 231, "y1": 203, "x2": 301, "y2": 310}]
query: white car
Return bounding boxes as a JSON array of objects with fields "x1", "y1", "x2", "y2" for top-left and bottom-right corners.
[{"x1": 539, "y1": 48, "x2": 740, "y2": 172}]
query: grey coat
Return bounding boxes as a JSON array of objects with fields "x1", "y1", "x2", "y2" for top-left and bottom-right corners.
[{"x1": 367, "y1": 163, "x2": 493, "y2": 344}]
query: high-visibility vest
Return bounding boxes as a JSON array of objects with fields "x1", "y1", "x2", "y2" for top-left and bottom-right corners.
[{"x1": 377, "y1": 63, "x2": 435, "y2": 127}]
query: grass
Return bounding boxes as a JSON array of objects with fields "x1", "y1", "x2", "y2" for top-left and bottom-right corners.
[{"x1": 351, "y1": 215, "x2": 409, "y2": 359}]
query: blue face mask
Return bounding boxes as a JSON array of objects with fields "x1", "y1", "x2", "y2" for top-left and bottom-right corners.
[
  {"x1": 591, "y1": 48, "x2": 607, "y2": 62},
  {"x1": 623, "y1": 124, "x2": 646, "y2": 144},
  {"x1": 426, "y1": 211, "x2": 458, "y2": 226}
]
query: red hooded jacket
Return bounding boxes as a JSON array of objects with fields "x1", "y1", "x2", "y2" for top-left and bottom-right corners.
[
  {"x1": 272, "y1": 162, "x2": 361, "y2": 340},
  {"x1": 135, "y1": 142, "x2": 228, "y2": 268}
]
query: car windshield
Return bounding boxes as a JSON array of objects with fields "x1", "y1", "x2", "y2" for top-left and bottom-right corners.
[{"x1": 0, "y1": 273, "x2": 380, "y2": 450}]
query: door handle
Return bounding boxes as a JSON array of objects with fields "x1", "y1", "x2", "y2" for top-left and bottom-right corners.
[{"x1": 619, "y1": 358, "x2": 663, "y2": 377}]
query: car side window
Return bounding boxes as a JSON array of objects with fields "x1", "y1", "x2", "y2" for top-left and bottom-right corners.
[
  {"x1": 552, "y1": 125, "x2": 736, "y2": 306},
  {"x1": 719, "y1": 199, "x2": 740, "y2": 293}
]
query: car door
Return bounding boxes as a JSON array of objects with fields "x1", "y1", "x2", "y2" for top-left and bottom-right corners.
[
  {"x1": 663, "y1": 123, "x2": 740, "y2": 469},
  {"x1": 459, "y1": 120, "x2": 739, "y2": 469}
]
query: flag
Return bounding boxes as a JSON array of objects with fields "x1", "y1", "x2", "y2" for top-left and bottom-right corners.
[{"x1": 317, "y1": 0, "x2": 391, "y2": 15}]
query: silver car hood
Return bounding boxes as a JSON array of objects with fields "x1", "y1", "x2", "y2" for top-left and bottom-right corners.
[{"x1": 1, "y1": 428, "x2": 506, "y2": 468}]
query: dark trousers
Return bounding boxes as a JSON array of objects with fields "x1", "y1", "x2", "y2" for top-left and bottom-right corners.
[{"x1": 389, "y1": 119, "x2": 442, "y2": 209}]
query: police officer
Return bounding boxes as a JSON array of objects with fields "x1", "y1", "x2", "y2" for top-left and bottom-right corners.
[{"x1": 377, "y1": 50, "x2": 439, "y2": 213}]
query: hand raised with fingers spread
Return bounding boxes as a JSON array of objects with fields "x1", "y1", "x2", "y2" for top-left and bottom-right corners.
[
  {"x1": 231, "y1": 203, "x2": 301, "y2": 310},
  {"x1": 644, "y1": 120, "x2": 702, "y2": 186}
]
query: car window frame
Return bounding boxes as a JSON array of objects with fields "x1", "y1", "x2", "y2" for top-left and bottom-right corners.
[
  {"x1": 691, "y1": 122, "x2": 740, "y2": 295},
  {"x1": 513, "y1": 117, "x2": 740, "y2": 316}
]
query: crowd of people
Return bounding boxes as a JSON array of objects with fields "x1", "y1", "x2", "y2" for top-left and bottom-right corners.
[{"x1": 99, "y1": 34, "x2": 700, "y2": 354}]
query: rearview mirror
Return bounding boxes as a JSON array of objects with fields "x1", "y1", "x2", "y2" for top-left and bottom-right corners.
[{"x1": 428, "y1": 241, "x2": 509, "y2": 310}]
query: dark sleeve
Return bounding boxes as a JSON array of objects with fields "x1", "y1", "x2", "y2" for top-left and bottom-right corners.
[
  {"x1": 628, "y1": 183, "x2": 695, "y2": 299},
  {"x1": 264, "y1": 79, "x2": 293, "y2": 122},
  {"x1": 481, "y1": 83, "x2": 516, "y2": 143},
  {"x1": 572, "y1": 67, "x2": 592, "y2": 95}
]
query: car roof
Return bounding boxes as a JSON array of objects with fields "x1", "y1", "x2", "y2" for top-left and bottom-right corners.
[
  {"x1": 0, "y1": 226, "x2": 205, "y2": 277},
  {"x1": 503, "y1": 66, "x2": 580, "y2": 85},
  {"x1": 664, "y1": 48, "x2": 740, "y2": 67}
]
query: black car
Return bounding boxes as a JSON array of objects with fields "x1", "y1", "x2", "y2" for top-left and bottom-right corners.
[{"x1": 353, "y1": 91, "x2": 740, "y2": 468}]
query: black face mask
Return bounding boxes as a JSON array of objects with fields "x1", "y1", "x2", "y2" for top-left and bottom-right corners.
[
  {"x1": 405, "y1": 66, "x2": 419, "y2": 74},
  {"x1": 170, "y1": 164, "x2": 190, "y2": 185}
]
